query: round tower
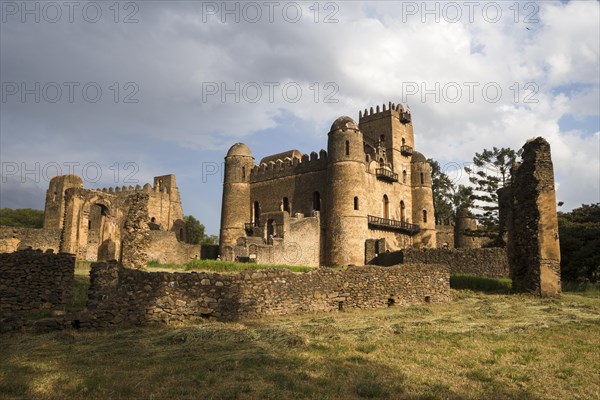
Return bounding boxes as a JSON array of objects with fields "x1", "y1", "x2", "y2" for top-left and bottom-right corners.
[
  {"x1": 325, "y1": 116, "x2": 368, "y2": 266},
  {"x1": 454, "y1": 210, "x2": 479, "y2": 248},
  {"x1": 410, "y1": 151, "x2": 436, "y2": 248},
  {"x1": 219, "y1": 143, "x2": 254, "y2": 259},
  {"x1": 43, "y1": 174, "x2": 84, "y2": 229}
]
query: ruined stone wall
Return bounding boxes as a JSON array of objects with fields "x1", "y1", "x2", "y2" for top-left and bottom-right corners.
[
  {"x1": 371, "y1": 248, "x2": 509, "y2": 278},
  {"x1": 146, "y1": 231, "x2": 200, "y2": 264},
  {"x1": 435, "y1": 224, "x2": 454, "y2": 248},
  {"x1": 503, "y1": 137, "x2": 561, "y2": 296},
  {"x1": 0, "y1": 249, "x2": 75, "y2": 315},
  {"x1": 0, "y1": 227, "x2": 61, "y2": 253},
  {"x1": 81, "y1": 261, "x2": 450, "y2": 327},
  {"x1": 121, "y1": 192, "x2": 151, "y2": 269}
]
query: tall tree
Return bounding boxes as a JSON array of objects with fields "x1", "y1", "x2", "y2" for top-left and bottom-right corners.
[
  {"x1": 558, "y1": 203, "x2": 600, "y2": 283},
  {"x1": 464, "y1": 147, "x2": 522, "y2": 239},
  {"x1": 428, "y1": 160, "x2": 474, "y2": 224},
  {"x1": 184, "y1": 215, "x2": 206, "y2": 245}
]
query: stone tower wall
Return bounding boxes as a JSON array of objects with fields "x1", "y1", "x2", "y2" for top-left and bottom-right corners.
[
  {"x1": 43, "y1": 174, "x2": 83, "y2": 229},
  {"x1": 502, "y1": 137, "x2": 561, "y2": 296},
  {"x1": 220, "y1": 153, "x2": 254, "y2": 258},
  {"x1": 411, "y1": 161, "x2": 436, "y2": 248}
]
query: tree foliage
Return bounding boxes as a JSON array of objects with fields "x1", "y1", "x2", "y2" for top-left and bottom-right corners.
[
  {"x1": 464, "y1": 147, "x2": 522, "y2": 238},
  {"x1": 429, "y1": 159, "x2": 474, "y2": 224},
  {"x1": 558, "y1": 203, "x2": 600, "y2": 283},
  {"x1": 184, "y1": 215, "x2": 218, "y2": 246},
  {"x1": 0, "y1": 208, "x2": 44, "y2": 228}
]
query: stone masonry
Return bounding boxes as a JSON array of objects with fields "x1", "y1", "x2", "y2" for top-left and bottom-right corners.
[
  {"x1": 499, "y1": 137, "x2": 561, "y2": 296},
  {"x1": 80, "y1": 261, "x2": 450, "y2": 327},
  {"x1": 0, "y1": 249, "x2": 75, "y2": 315}
]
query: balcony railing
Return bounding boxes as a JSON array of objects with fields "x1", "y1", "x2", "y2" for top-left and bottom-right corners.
[
  {"x1": 375, "y1": 168, "x2": 398, "y2": 182},
  {"x1": 400, "y1": 111, "x2": 411, "y2": 124},
  {"x1": 400, "y1": 145, "x2": 413, "y2": 156},
  {"x1": 368, "y1": 215, "x2": 420, "y2": 234}
]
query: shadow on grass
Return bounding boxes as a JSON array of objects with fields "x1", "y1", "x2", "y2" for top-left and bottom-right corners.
[
  {"x1": 0, "y1": 323, "x2": 543, "y2": 400},
  {"x1": 450, "y1": 274, "x2": 512, "y2": 294}
]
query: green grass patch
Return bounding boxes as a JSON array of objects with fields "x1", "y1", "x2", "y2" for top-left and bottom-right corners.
[
  {"x1": 562, "y1": 281, "x2": 600, "y2": 296},
  {"x1": 1, "y1": 291, "x2": 599, "y2": 399},
  {"x1": 147, "y1": 259, "x2": 315, "y2": 273},
  {"x1": 450, "y1": 274, "x2": 512, "y2": 293}
]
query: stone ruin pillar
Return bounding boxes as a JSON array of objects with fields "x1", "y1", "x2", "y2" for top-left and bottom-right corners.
[{"x1": 499, "y1": 137, "x2": 561, "y2": 296}]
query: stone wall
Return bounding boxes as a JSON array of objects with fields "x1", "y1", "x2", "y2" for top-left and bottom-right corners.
[
  {"x1": 435, "y1": 224, "x2": 454, "y2": 248},
  {"x1": 147, "y1": 231, "x2": 200, "y2": 264},
  {"x1": 500, "y1": 137, "x2": 561, "y2": 296},
  {"x1": 81, "y1": 261, "x2": 450, "y2": 327},
  {"x1": 0, "y1": 249, "x2": 75, "y2": 315},
  {"x1": 371, "y1": 248, "x2": 509, "y2": 278},
  {"x1": 0, "y1": 226, "x2": 61, "y2": 253},
  {"x1": 121, "y1": 192, "x2": 151, "y2": 269}
]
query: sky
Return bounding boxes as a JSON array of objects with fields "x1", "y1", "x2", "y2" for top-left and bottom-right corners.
[{"x1": 1, "y1": 0, "x2": 599, "y2": 235}]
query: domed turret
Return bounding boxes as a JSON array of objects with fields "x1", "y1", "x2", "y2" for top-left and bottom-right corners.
[
  {"x1": 220, "y1": 143, "x2": 254, "y2": 259},
  {"x1": 410, "y1": 153, "x2": 436, "y2": 248},
  {"x1": 325, "y1": 116, "x2": 368, "y2": 266}
]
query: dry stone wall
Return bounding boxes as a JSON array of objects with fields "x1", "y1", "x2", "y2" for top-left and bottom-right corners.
[
  {"x1": 81, "y1": 261, "x2": 450, "y2": 327},
  {"x1": 0, "y1": 227, "x2": 61, "y2": 253},
  {"x1": 147, "y1": 231, "x2": 200, "y2": 264},
  {"x1": 372, "y1": 248, "x2": 509, "y2": 278},
  {"x1": 0, "y1": 249, "x2": 75, "y2": 315},
  {"x1": 121, "y1": 192, "x2": 151, "y2": 269}
]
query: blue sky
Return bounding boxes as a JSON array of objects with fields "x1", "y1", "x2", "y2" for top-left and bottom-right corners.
[{"x1": 1, "y1": 1, "x2": 599, "y2": 235}]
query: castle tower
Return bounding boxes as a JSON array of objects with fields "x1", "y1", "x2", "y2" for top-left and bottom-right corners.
[
  {"x1": 325, "y1": 116, "x2": 368, "y2": 266},
  {"x1": 455, "y1": 211, "x2": 479, "y2": 248},
  {"x1": 43, "y1": 175, "x2": 84, "y2": 229},
  {"x1": 150, "y1": 174, "x2": 184, "y2": 230},
  {"x1": 358, "y1": 102, "x2": 414, "y2": 176},
  {"x1": 410, "y1": 152, "x2": 436, "y2": 248},
  {"x1": 219, "y1": 143, "x2": 254, "y2": 259}
]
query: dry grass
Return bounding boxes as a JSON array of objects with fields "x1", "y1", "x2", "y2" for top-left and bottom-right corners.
[{"x1": 1, "y1": 289, "x2": 599, "y2": 400}]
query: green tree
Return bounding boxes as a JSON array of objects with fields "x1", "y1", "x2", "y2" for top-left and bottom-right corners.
[
  {"x1": 0, "y1": 208, "x2": 44, "y2": 228},
  {"x1": 464, "y1": 147, "x2": 522, "y2": 240},
  {"x1": 558, "y1": 203, "x2": 600, "y2": 283},
  {"x1": 201, "y1": 234, "x2": 219, "y2": 245},
  {"x1": 429, "y1": 159, "x2": 474, "y2": 224},
  {"x1": 184, "y1": 215, "x2": 205, "y2": 245}
]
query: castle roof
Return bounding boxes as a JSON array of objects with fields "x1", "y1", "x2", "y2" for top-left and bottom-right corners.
[
  {"x1": 227, "y1": 143, "x2": 253, "y2": 157},
  {"x1": 330, "y1": 116, "x2": 358, "y2": 133},
  {"x1": 260, "y1": 150, "x2": 302, "y2": 165},
  {"x1": 411, "y1": 151, "x2": 427, "y2": 163}
]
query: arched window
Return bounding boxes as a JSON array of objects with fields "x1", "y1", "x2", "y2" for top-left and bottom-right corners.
[
  {"x1": 283, "y1": 197, "x2": 290, "y2": 213},
  {"x1": 354, "y1": 197, "x2": 359, "y2": 210},
  {"x1": 402, "y1": 170, "x2": 407, "y2": 183},
  {"x1": 420, "y1": 172, "x2": 424, "y2": 185},
  {"x1": 241, "y1": 166, "x2": 246, "y2": 181},
  {"x1": 379, "y1": 135, "x2": 385, "y2": 145},
  {"x1": 423, "y1": 210, "x2": 428, "y2": 223},
  {"x1": 401, "y1": 138, "x2": 406, "y2": 146},
  {"x1": 379, "y1": 158, "x2": 385, "y2": 168},
  {"x1": 151, "y1": 217, "x2": 156, "y2": 223},
  {"x1": 253, "y1": 201, "x2": 260, "y2": 226},
  {"x1": 313, "y1": 191, "x2": 321, "y2": 211},
  {"x1": 345, "y1": 140, "x2": 350, "y2": 156},
  {"x1": 400, "y1": 201, "x2": 406, "y2": 222},
  {"x1": 383, "y1": 195, "x2": 390, "y2": 219}
]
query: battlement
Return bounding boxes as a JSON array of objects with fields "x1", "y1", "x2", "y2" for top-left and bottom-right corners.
[
  {"x1": 95, "y1": 176, "x2": 178, "y2": 196},
  {"x1": 250, "y1": 149, "x2": 327, "y2": 182},
  {"x1": 358, "y1": 101, "x2": 411, "y2": 124}
]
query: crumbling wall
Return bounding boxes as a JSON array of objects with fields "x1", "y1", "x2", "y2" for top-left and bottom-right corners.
[
  {"x1": 371, "y1": 248, "x2": 509, "y2": 278},
  {"x1": 0, "y1": 227, "x2": 61, "y2": 253},
  {"x1": 0, "y1": 249, "x2": 75, "y2": 315},
  {"x1": 501, "y1": 137, "x2": 561, "y2": 296},
  {"x1": 81, "y1": 261, "x2": 450, "y2": 327},
  {"x1": 146, "y1": 231, "x2": 200, "y2": 264},
  {"x1": 121, "y1": 193, "x2": 151, "y2": 269}
]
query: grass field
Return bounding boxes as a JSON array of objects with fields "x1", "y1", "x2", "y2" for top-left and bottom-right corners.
[
  {"x1": 1, "y1": 278, "x2": 599, "y2": 399},
  {"x1": 147, "y1": 259, "x2": 316, "y2": 274}
]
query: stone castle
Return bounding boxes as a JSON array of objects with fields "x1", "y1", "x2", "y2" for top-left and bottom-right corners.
[
  {"x1": 0, "y1": 174, "x2": 200, "y2": 266},
  {"x1": 220, "y1": 102, "x2": 437, "y2": 266}
]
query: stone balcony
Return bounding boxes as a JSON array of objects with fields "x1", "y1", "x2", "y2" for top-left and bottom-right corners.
[{"x1": 375, "y1": 168, "x2": 398, "y2": 182}]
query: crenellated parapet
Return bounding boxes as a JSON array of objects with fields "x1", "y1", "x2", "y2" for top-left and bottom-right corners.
[
  {"x1": 358, "y1": 101, "x2": 411, "y2": 124},
  {"x1": 250, "y1": 149, "x2": 327, "y2": 182}
]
